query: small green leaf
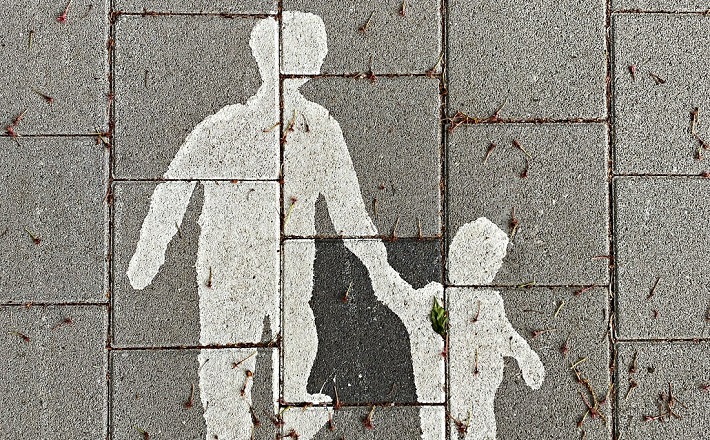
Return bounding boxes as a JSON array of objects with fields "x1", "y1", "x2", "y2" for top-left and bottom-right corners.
[{"x1": 430, "y1": 298, "x2": 448, "y2": 337}]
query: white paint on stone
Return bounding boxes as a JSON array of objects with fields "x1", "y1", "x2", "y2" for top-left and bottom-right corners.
[
  {"x1": 419, "y1": 406, "x2": 446, "y2": 440},
  {"x1": 128, "y1": 11, "x2": 447, "y2": 439},
  {"x1": 447, "y1": 218, "x2": 545, "y2": 440},
  {"x1": 126, "y1": 180, "x2": 197, "y2": 290},
  {"x1": 198, "y1": 349, "x2": 278, "y2": 440},
  {"x1": 281, "y1": 407, "x2": 330, "y2": 440}
]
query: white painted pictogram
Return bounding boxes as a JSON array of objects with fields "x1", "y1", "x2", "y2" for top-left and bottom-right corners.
[
  {"x1": 125, "y1": 12, "x2": 542, "y2": 440},
  {"x1": 448, "y1": 218, "x2": 545, "y2": 439}
]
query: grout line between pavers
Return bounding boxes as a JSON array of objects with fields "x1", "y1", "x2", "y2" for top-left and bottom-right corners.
[
  {"x1": 114, "y1": 11, "x2": 277, "y2": 18},
  {"x1": 616, "y1": 338, "x2": 710, "y2": 343},
  {"x1": 613, "y1": 9, "x2": 710, "y2": 15},
  {"x1": 440, "y1": 0, "x2": 450, "y2": 438},
  {"x1": 107, "y1": 0, "x2": 117, "y2": 437},
  {"x1": 605, "y1": 2, "x2": 620, "y2": 439},
  {"x1": 277, "y1": 1, "x2": 285, "y2": 436},
  {"x1": 0, "y1": 302, "x2": 109, "y2": 307}
]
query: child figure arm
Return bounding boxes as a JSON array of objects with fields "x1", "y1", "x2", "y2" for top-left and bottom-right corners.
[{"x1": 506, "y1": 319, "x2": 545, "y2": 389}]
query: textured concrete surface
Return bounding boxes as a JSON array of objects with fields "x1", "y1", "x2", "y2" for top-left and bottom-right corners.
[
  {"x1": 615, "y1": 177, "x2": 710, "y2": 340},
  {"x1": 112, "y1": 347, "x2": 278, "y2": 440},
  {"x1": 448, "y1": 123, "x2": 609, "y2": 286},
  {"x1": 0, "y1": 138, "x2": 105, "y2": 304},
  {"x1": 303, "y1": 77, "x2": 441, "y2": 238},
  {"x1": 112, "y1": 182, "x2": 203, "y2": 347},
  {"x1": 449, "y1": 287, "x2": 611, "y2": 440},
  {"x1": 617, "y1": 342, "x2": 710, "y2": 440},
  {"x1": 115, "y1": 0, "x2": 277, "y2": 14},
  {"x1": 448, "y1": 0, "x2": 607, "y2": 120},
  {"x1": 3, "y1": 3, "x2": 710, "y2": 439},
  {"x1": 613, "y1": 14, "x2": 710, "y2": 174},
  {"x1": 282, "y1": 0, "x2": 441, "y2": 74},
  {"x1": 114, "y1": 15, "x2": 262, "y2": 179},
  {"x1": 282, "y1": 406, "x2": 445, "y2": 440},
  {"x1": 612, "y1": 1, "x2": 710, "y2": 11},
  {"x1": 0, "y1": 0, "x2": 108, "y2": 134},
  {"x1": 0, "y1": 305, "x2": 107, "y2": 440}
]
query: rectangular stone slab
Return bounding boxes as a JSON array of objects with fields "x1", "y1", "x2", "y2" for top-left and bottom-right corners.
[
  {"x1": 282, "y1": 0, "x2": 441, "y2": 74},
  {"x1": 113, "y1": 15, "x2": 266, "y2": 179},
  {"x1": 115, "y1": 0, "x2": 277, "y2": 13},
  {"x1": 613, "y1": 14, "x2": 710, "y2": 174},
  {"x1": 0, "y1": 0, "x2": 107, "y2": 134},
  {"x1": 612, "y1": 1, "x2": 710, "y2": 10},
  {"x1": 299, "y1": 76, "x2": 442, "y2": 239},
  {"x1": 448, "y1": 286, "x2": 611, "y2": 440},
  {"x1": 615, "y1": 177, "x2": 710, "y2": 339},
  {"x1": 448, "y1": 123, "x2": 610, "y2": 286},
  {"x1": 0, "y1": 137, "x2": 105, "y2": 303},
  {"x1": 448, "y1": 0, "x2": 607, "y2": 120},
  {"x1": 0, "y1": 305, "x2": 107, "y2": 440},
  {"x1": 616, "y1": 342, "x2": 710, "y2": 440}
]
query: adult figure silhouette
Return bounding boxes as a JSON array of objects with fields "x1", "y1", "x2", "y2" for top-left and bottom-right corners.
[{"x1": 127, "y1": 12, "x2": 442, "y2": 440}]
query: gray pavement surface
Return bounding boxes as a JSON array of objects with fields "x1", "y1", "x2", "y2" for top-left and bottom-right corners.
[{"x1": 1, "y1": 1, "x2": 709, "y2": 439}]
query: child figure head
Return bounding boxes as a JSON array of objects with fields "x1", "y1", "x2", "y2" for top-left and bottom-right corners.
[{"x1": 448, "y1": 217, "x2": 509, "y2": 285}]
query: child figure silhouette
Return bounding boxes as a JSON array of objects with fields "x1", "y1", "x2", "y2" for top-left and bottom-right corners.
[{"x1": 447, "y1": 218, "x2": 545, "y2": 439}]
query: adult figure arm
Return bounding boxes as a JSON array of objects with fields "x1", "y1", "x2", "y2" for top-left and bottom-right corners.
[{"x1": 126, "y1": 180, "x2": 197, "y2": 290}]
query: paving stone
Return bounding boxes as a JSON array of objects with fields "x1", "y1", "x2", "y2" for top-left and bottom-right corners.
[
  {"x1": 448, "y1": 124, "x2": 609, "y2": 286},
  {"x1": 0, "y1": 305, "x2": 107, "y2": 439},
  {"x1": 613, "y1": 14, "x2": 710, "y2": 174},
  {"x1": 612, "y1": 0, "x2": 710, "y2": 11},
  {"x1": 112, "y1": 182, "x2": 202, "y2": 347},
  {"x1": 615, "y1": 177, "x2": 710, "y2": 340},
  {"x1": 0, "y1": 137, "x2": 105, "y2": 303},
  {"x1": 282, "y1": 406, "x2": 445, "y2": 440},
  {"x1": 448, "y1": 286, "x2": 611, "y2": 440},
  {"x1": 0, "y1": 0, "x2": 107, "y2": 134},
  {"x1": 114, "y1": 15, "x2": 263, "y2": 179},
  {"x1": 115, "y1": 0, "x2": 276, "y2": 13},
  {"x1": 448, "y1": 0, "x2": 607, "y2": 120},
  {"x1": 281, "y1": 0, "x2": 441, "y2": 74},
  {"x1": 617, "y1": 342, "x2": 710, "y2": 440},
  {"x1": 303, "y1": 77, "x2": 441, "y2": 238},
  {"x1": 111, "y1": 347, "x2": 278, "y2": 440},
  {"x1": 284, "y1": 238, "x2": 444, "y2": 405}
]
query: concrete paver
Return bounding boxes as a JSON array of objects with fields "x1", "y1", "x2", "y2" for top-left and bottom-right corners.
[
  {"x1": 0, "y1": 0, "x2": 108, "y2": 135},
  {"x1": 112, "y1": 347, "x2": 278, "y2": 440},
  {"x1": 283, "y1": 238, "x2": 444, "y2": 405},
  {"x1": 617, "y1": 342, "x2": 710, "y2": 440},
  {"x1": 4, "y1": 3, "x2": 710, "y2": 439},
  {"x1": 302, "y1": 77, "x2": 442, "y2": 238},
  {"x1": 615, "y1": 177, "x2": 710, "y2": 340},
  {"x1": 114, "y1": 15, "x2": 263, "y2": 179},
  {"x1": 282, "y1": 406, "x2": 445, "y2": 440},
  {"x1": 448, "y1": 123, "x2": 610, "y2": 286},
  {"x1": 613, "y1": 14, "x2": 710, "y2": 174},
  {"x1": 0, "y1": 305, "x2": 107, "y2": 440},
  {"x1": 449, "y1": 286, "x2": 611, "y2": 440},
  {"x1": 0, "y1": 137, "x2": 105, "y2": 304},
  {"x1": 112, "y1": 182, "x2": 203, "y2": 347},
  {"x1": 448, "y1": 0, "x2": 607, "y2": 120},
  {"x1": 282, "y1": 0, "x2": 441, "y2": 74}
]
